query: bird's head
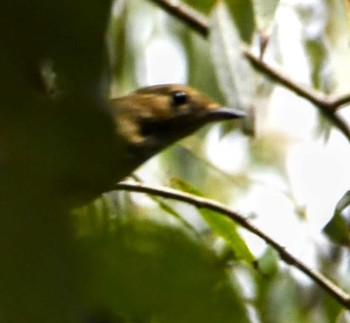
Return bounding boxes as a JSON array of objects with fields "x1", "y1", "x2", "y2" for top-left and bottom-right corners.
[{"x1": 111, "y1": 84, "x2": 244, "y2": 170}]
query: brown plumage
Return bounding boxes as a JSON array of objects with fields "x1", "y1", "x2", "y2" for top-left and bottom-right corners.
[
  {"x1": 110, "y1": 84, "x2": 245, "y2": 179},
  {"x1": 48, "y1": 84, "x2": 244, "y2": 207}
]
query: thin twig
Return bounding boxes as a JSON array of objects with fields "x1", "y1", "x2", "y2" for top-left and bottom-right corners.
[
  {"x1": 243, "y1": 48, "x2": 350, "y2": 141},
  {"x1": 148, "y1": 0, "x2": 208, "y2": 36},
  {"x1": 115, "y1": 181, "x2": 350, "y2": 309},
  {"x1": 148, "y1": 0, "x2": 350, "y2": 141},
  {"x1": 332, "y1": 93, "x2": 350, "y2": 110}
]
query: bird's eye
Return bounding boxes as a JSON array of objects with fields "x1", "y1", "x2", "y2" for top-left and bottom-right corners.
[{"x1": 171, "y1": 90, "x2": 188, "y2": 106}]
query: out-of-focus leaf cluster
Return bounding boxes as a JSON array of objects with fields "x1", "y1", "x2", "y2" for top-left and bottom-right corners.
[
  {"x1": 2, "y1": 0, "x2": 350, "y2": 322},
  {"x1": 108, "y1": 0, "x2": 350, "y2": 322}
]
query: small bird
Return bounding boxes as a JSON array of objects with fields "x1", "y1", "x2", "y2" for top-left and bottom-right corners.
[
  {"x1": 110, "y1": 84, "x2": 245, "y2": 181},
  {"x1": 21, "y1": 84, "x2": 245, "y2": 207}
]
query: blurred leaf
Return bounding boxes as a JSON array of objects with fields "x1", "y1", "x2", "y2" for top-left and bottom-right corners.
[
  {"x1": 110, "y1": 0, "x2": 138, "y2": 94},
  {"x1": 254, "y1": 0, "x2": 280, "y2": 31},
  {"x1": 345, "y1": 0, "x2": 350, "y2": 25},
  {"x1": 327, "y1": 0, "x2": 350, "y2": 41},
  {"x1": 249, "y1": 132, "x2": 287, "y2": 170},
  {"x1": 256, "y1": 247, "x2": 279, "y2": 276},
  {"x1": 255, "y1": 270, "x2": 315, "y2": 323},
  {"x1": 182, "y1": 0, "x2": 216, "y2": 14},
  {"x1": 322, "y1": 292, "x2": 346, "y2": 323},
  {"x1": 0, "y1": 194, "x2": 86, "y2": 323},
  {"x1": 144, "y1": 191, "x2": 195, "y2": 231},
  {"x1": 84, "y1": 219, "x2": 250, "y2": 323},
  {"x1": 171, "y1": 177, "x2": 204, "y2": 196},
  {"x1": 296, "y1": 1, "x2": 332, "y2": 94},
  {"x1": 304, "y1": 37, "x2": 330, "y2": 91},
  {"x1": 184, "y1": 33, "x2": 226, "y2": 103},
  {"x1": 334, "y1": 190, "x2": 350, "y2": 211},
  {"x1": 200, "y1": 208, "x2": 256, "y2": 265},
  {"x1": 323, "y1": 190, "x2": 350, "y2": 246},
  {"x1": 225, "y1": 0, "x2": 255, "y2": 44},
  {"x1": 0, "y1": 1, "x2": 115, "y2": 322},
  {"x1": 171, "y1": 178, "x2": 256, "y2": 266},
  {"x1": 210, "y1": 2, "x2": 255, "y2": 134}
]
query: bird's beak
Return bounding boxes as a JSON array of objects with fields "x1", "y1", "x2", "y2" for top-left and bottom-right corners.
[{"x1": 205, "y1": 107, "x2": 246, "y2": 121}]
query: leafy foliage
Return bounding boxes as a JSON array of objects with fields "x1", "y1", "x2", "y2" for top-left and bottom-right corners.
[{"x1": 1, "y1": 0, "x2": 350, "y2": 322}]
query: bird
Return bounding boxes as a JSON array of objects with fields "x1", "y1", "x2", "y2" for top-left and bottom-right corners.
[
  {"x1": 0, "y1": 83, "x2": 246, "y2": 321},
  {"x1": 8, "y1": 84, "x2": 245, "y2": 208},
  {"x1": 110, "y1": 84, "x2": 245, "y2": 182}
]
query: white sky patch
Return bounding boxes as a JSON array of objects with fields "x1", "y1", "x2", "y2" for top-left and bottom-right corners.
[
  {"x1": 277, "y1": 3, "x2": 311, "y2": 83},
  {"x1": 206, "y1": 126, "x2": 249, "y2": 173},
  {"x1": 138, "y1": 35, "x2": 187, "y2": 86},
  {"x1": 237, "y1": 183, "x2": 303, "y2": 251},
  {"x1": 287, "y1": 132, "x2": 350, "y2": 230},
  {"x1": 268, "y1": 87, "x2": 318, "y2": 139}
]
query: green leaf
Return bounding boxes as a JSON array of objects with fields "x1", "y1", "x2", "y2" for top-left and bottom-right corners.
[
  {"x1": 110, "y1": 0, "x2": 138, "y2": 93},
  {"x1": 257, "y1": 247, "x2": 279, "y2": 276},
  {"x1": 210, "y1": 2, "x2": 255, "y2": 134},
  {"x1": 148, "y1": 193, "x2": 197, "y2": 232},
  {"x1": 182, "y1": 0, "x2": 216, "y2": 14},
  {"x1": 171, "y1": 177, "x2": 204, "y2": 196},
  {"x1": 254, "y1": 0, "x2": 280, "y2": 31},
  {"x1": 334, "y1": 190, "x2": 350, "y2": 212},
  {"x1": 323, "y1": 191, "x2": 350, "y2": 246},
  {"x1": 304, "y1": 37, "x2": 330, "y2": 91},
  {"x1": 171, "y1": 178, "x2": 255, "y2": 266},
  {"x1": 200, "y1": 207, "x2": 256, "y2": 265},
  {"x1": 84, "y1": 219, "x2": 251, "y2": 323},
  {"x1": 225, "y1": 0, "x2": 256, "y2": 43}
]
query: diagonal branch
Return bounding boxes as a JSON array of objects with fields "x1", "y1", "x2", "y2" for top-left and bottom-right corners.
[
  {"x1": 148, "y1": 0, "x2": 208, "y2": 36},
  {"x1": 243, "y1": 48, "x2": 350, "y2": 141},
  {"x1": 332, "y1": 93, "x2": 350, "y2": 110},
  {"x1": 115, "y1": 181, "x2": 350, "y2": 309}
]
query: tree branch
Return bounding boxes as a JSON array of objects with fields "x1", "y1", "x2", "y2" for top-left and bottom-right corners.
[
  {"x1": 115, "y1": 181, "x2": 350, "y2": 309},
  {"x1": 148, "y1": 0, "x2": 350, "y2": 141},
  {"x1": 332, "y1": 93, "x2": 350, "y2": 110},
  {"x1": 148, "y1": 0, "x2": 208, "y2": 36},
  {"x1": 242, "y1": 48, "x2": 350, "y2": 141}
]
